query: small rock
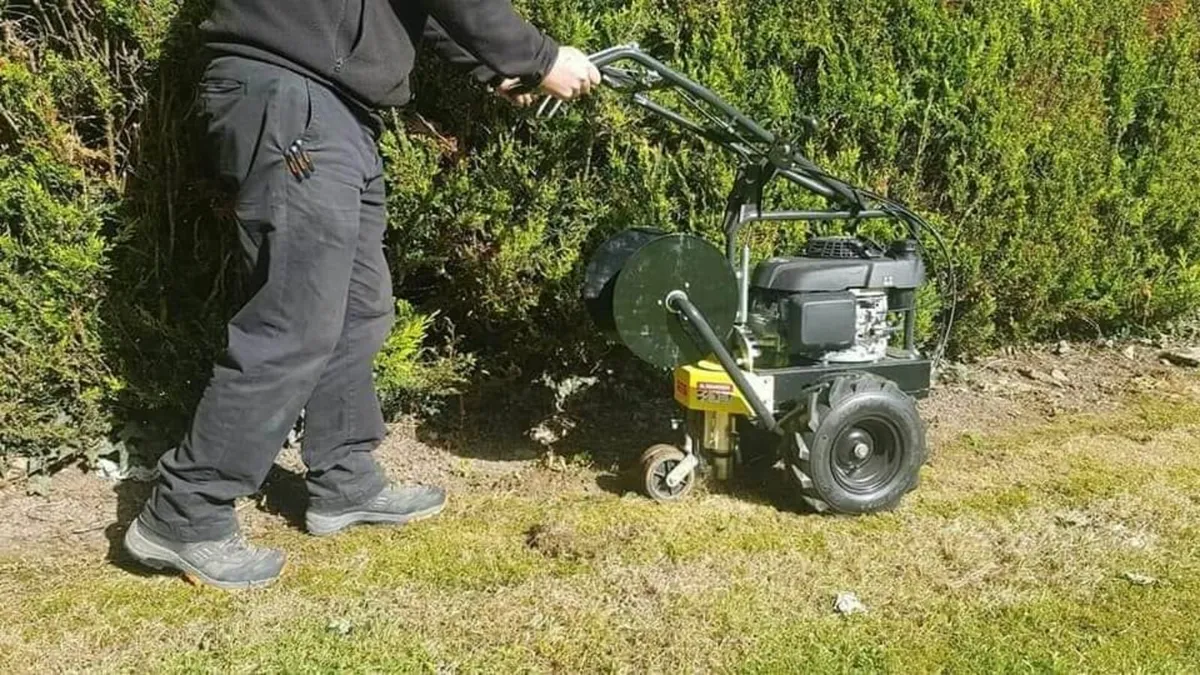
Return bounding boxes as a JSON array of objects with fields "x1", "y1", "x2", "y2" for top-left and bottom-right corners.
[
  {"x1": 834, "y1": 592, "x2": 868, "y2": 616},
  {"x1": 1123, "y1": 572, "x2": 1157, "y2": 586},
  {"x1": 1054, "y1": 340, "x2": 1072, "y2": 355},
  {"x1": 26, "y1": 474, "x2": 51, "y2": 497},
  {"x1": 1050, "y1": 368, "x2": 1070, "y2": 384},
  {"x1": 1122, "y1": 345, "x2": 1137, "y2": 360},
  {"x1": 1162, "y1": 349, "x2": 1200, "y2": 368},
  {"x1": 327, "y1": 619, "x2": 354, "y2": 636},
  {"x1": 1018, "y1": 367, "x2": 1060, "y2": 386}
]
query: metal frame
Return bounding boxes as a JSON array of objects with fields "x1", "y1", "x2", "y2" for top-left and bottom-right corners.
[
  {"x1": 575, "y1": 46, "x2": 933, "y2": 427},
  {"x1": 547, "y1": 45, "x2": 941, "y2": 435},
  {"x1": 580, "y1": 44, "x2": 928, "y2": 350}
]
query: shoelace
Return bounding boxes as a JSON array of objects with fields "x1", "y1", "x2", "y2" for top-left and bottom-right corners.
[{"x1": 216, "y1": 533, "x2": 258, "y2": 561}]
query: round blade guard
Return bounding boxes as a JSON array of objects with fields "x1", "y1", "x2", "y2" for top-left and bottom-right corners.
[{"x1": 583, "y1": 229, "x2": 738, "y2": 369}]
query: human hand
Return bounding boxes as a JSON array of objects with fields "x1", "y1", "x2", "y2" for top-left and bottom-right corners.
[
  {"x1": 538, "y1": 46, "x2": 601, "y2": 101},
  {"x1": 495, "y1": 78, "x2": 538, "y2": 107}
]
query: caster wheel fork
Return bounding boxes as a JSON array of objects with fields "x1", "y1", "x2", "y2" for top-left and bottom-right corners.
[{"x1": 639, "y1": 444, "x2": 697, "y2": 502}]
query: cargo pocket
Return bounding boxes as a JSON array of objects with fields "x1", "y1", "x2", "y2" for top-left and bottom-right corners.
[{"x1": 198, "y1": 78, "x2": 245, "y2": 96}]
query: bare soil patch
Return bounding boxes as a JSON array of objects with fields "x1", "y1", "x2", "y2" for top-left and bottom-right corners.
[{"x1": 0, "y1": 339, "x2": 1194, "y2": 557}]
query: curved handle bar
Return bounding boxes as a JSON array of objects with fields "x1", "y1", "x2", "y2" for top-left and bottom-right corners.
[
  {"x1": 589, "y1": 45, "x2": 777, "y2": 145},
  {"x1": 526, "y1": 44, "x2": 928, "y2": 240},
  {"x1": 580, "y1": 45, "x2": 861, "y2": 207}
]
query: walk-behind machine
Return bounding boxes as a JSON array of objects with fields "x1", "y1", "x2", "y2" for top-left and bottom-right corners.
[{"x1": 570, "y1": 46, "x2": 955, "y2": 514}]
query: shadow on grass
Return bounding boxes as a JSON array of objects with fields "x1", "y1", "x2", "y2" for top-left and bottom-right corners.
[
  {"x1": 102, "y1": 464, "x2": 310, "y2": 574},
  {"x1": 412, "y1": 358, "x2": 806, "y2": 513},
  {"x1": 102, "y1": 480, "x2": 160, "y2": 577},
  {"x1": 258, "y1": 466, "x2": 309, "y2": 532}
]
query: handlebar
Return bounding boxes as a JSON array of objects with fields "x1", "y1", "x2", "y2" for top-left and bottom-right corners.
[
  {"x1": 524, "y1": 45, "x2": 953, "y2": 366},
  {"x1": 535, "y1": 44, "x2": 863, "y2": 207},
  {"x1": 521, "y1": 44, "x2": 933, "y2": 243}
]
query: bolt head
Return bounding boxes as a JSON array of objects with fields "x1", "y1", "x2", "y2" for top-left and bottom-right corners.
[{"x1": 853, "y1": 443, "x2": 871, "y2": 460}]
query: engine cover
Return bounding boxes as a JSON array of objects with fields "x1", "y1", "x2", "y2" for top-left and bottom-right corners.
[
  {"x1": 752, "y1": 252, "x2": 924, "y2": 293},
  {"x1": 745, "y1": 238, "x2": 923, "y2": 367}
]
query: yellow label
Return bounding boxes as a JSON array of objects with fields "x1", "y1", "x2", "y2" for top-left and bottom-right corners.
[{"x1": 673, "y1": 362, "x2": 752, "y2": 415}]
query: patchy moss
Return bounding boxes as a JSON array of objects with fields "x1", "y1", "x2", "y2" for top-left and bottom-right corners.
[
  {"x1": 919, "y1": 485, "x2": 1036, "y2": 519},
  {"x1": 6, "y1": 379, "x2": 1200, "y2": 671}
]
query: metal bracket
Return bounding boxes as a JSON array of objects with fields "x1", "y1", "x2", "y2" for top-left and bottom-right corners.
[
  {"x1": 665, "y1": 451, "x2": 700, "y2": 488},
  {"x1": 666, "y1": 291, "x2": 780, "y2": 433}
]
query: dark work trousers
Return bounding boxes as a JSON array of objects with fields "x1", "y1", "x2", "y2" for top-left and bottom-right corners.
[{"x1": 141, "y1": 56, "x2": 391, "y2": 542}]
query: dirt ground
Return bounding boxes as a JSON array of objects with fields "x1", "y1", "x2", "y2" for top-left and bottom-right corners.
[{"x1": 0, "y1": 337, "x2": 1192, "y2": 557}]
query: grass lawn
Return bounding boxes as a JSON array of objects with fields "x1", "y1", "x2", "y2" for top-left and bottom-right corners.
[{"x1": 4, "y1": 361, "x2": 1200, "y2": 672}]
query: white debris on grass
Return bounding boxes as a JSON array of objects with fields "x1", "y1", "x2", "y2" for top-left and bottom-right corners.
[
  {"x1": 1123, "y1": 571, "x2": 1158, "y2": 586},
  {"x1": 834, "y1": 592, "x2": 868, "y2": 616}
]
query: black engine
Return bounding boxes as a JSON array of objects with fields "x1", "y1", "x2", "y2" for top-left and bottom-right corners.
[{"x1": 746, "y1": 236, "x2": 925, "y2": 367}]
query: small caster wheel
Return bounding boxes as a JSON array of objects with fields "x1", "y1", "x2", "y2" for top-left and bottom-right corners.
[{"x1": 640, "y1": 444, "x2": 695, "y2": 502}]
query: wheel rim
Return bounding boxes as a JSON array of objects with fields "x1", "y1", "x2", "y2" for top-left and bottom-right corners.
[
  {"x1": 651, "y1": 458, "x2": 689, "y2": 498},
  {"x1": 830, "y1": 416, "x2": 904, "y2": 495}
]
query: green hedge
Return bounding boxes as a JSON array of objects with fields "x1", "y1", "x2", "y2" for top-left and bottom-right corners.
[{"x1": 2, "y1": 0, "x2": 1199, "y2": 468}]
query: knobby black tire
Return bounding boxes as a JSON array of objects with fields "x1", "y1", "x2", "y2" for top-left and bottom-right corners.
[{"x1": 786, "y1": 373, "x2": 927, "y2": 515}]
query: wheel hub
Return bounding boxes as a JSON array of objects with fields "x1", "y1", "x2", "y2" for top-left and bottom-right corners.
[
  {"x1": 831, "y1": 418, "x2": 903, "y2": 495},
  {"x1": 654, "y1": 459, "x2": 686, "y2": 496}
]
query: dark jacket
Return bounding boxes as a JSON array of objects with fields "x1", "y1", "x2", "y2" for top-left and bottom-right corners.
[{"x1": 200, "y1": 0, "x2": 558, "y2": 108}]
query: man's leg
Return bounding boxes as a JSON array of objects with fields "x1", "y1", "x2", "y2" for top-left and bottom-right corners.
[
  {"x1": 298, "y1": 130, "x2": 391, "y2": 510},
  {"x1": 300, "y1": 134, "x2": 446, "y2": 536},
  {"x1": 127, "y1": 57, "x2": 375, "y2": 585}
]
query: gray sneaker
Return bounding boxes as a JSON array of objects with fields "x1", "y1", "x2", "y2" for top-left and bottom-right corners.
[
  {"x1": 123, "y1": 519, "x2": 286, "y2": 591},
  {"x1": 306, "y1": 485, "x2": 447, "y2": 537}
]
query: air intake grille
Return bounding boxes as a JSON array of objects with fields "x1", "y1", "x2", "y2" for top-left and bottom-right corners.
[{"x1": 805, "y1": 236, "x2": 864, "y2": 259}]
